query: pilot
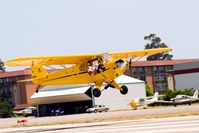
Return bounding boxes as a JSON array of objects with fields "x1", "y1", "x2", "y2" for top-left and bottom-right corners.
[
  {"x1": 92, "y1": 58, "x2": 99, "y2": 75},
  {"x1": 96, "y1": 58, "x2": 105, "y2": 73},
  {"x1": 88, "y1": 61, "x2": 94, "y2": 75}
]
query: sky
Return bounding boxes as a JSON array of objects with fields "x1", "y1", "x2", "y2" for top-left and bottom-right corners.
[{"x1": 0, "y1": 0, "x2": 199, "y2": 70}]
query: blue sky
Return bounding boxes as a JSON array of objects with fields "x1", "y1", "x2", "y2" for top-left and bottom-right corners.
[{"x1": 0, "y1": 0, "x2": 199, "y2": 66}]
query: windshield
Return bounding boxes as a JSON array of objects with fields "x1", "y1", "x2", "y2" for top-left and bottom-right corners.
[
  {"x1": 102, "y1": 53, "x2": 112, "y2": 62},
  {"x1": 93, "y1": 105, "x2": 98, "y2": 108}
]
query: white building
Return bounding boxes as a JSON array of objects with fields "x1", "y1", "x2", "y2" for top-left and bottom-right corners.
[{"x1": 31, "y1": 75, "x2": 145, "y2": 116}]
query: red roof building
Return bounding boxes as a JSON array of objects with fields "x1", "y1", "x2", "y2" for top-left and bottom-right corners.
[
  {"x1": 126, "y1": 59, "x2": 199, "y2": 93},
  {"x1": 0, "y1": 69, "x2": 37, "y2": 110}
]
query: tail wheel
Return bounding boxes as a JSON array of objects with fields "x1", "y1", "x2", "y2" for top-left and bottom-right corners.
[
  {"x1": 93, "y1": 88, "x2": 101, "y2": 97},
  {"x1": 120, "y1": 85, "x2": 128, "y2": 95}
]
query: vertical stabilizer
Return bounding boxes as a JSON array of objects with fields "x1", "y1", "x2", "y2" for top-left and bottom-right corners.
[
  {"x1": 151, "y1": 92, "x2": 159, "y2": 101},
  {"x1": 192, "y1": 89, "x2": 198, "y2": 99},
  {"x1": 31, "y1": 64, "x2": 48, "y2": 84}
]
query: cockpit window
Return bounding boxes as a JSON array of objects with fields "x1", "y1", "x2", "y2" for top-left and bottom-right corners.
[
  {"x1": 87, "y1": 58, "x2": 105, "y2": 76},
  {"x1": 101, "y1": 53, "x2": 112, "y2": 63}
]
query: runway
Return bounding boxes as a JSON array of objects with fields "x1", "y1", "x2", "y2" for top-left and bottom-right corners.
[
  {"x1": 1, "y1": 105, "x2": 199, "y2": 128},
  {"x1": 2, "y1": 115, "x2": 199, "y2": 133}
]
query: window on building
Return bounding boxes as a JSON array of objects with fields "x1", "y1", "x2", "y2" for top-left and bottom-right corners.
[
  {"x1": 153, "y1": 66, "x2": 168, "y2": 92},
  {"x1": 132, "y1": 67, "x2": 146, "y2": 81}
]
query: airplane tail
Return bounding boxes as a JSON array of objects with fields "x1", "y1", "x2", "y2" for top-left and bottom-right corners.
[
  {"x1": 151, "y1": 92, "x2": 159, "y2": 101},
  {"x1": 31, "y1": 65, "x2": 48, "y2": 84},
  {"x1": 192, "y1": 89, "x2": 198, "y2": 99}
]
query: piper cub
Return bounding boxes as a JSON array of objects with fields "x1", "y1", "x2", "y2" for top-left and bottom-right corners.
[{"x1": 6, "y1": 48, "x2": 172, "y2": 97}]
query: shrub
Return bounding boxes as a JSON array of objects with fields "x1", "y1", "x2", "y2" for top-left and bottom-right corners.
[
  {"x1": 0, "y1": 101, "x2": 13, "y2": 118},
  {"x1": 146, "y1": 83, "x2": 153, "y2": 96}
]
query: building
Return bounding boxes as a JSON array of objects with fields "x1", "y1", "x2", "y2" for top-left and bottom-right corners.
[
  {"x1": 126, "y1": 59, "x2": 199, "y2": 93},
  {"x1": 0, "y1": 69, "x2": 37, "y2": 110},
  {"x1": 169, "y1": 61, "x2": 199, "y2": 90}
]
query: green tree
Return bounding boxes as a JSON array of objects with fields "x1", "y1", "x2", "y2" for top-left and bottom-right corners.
[
  {"x1": 0, "y1": 101, "x2": 13, "y2": 118},
  {"x1": 144, "y1": 34, "x2": 173, "y2": 60},
  {"x1": 146, "y1": 83, "x2": 153, "y2": 96},
  {"x1": 163, "y1": 90, "x2": 175, "y2": 101},
  {"x1": 0, "y1": 59, "x2": 5, "y2": 72}
]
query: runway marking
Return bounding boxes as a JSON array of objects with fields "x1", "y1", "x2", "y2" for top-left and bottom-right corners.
[
  {"x1": 2, "y1": 115, "x2": 199, "y2": 133},
  {"x1": 53, "y1": 123, "x2": 199, "y2": 133}
]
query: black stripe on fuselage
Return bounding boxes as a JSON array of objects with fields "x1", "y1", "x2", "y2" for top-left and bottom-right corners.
[
  {"x1": 43, "y1": 68, "x2": 109, "y2": 83},
  {"x1": 44, "y1": 71, "x2": 88, "y2": 82}
]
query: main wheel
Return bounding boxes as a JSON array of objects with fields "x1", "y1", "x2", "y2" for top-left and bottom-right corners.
[
  {"x1": 120, "y1": 85, "x2": 128, "y2": 95},
  {"x1": 93, "y1": 88, "x2": 101, "y2": 97}
]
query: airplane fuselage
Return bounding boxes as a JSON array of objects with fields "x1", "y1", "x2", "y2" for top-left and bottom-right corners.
[{"x1": 32, "y1": 59, "x2": 129, "y2": 86}]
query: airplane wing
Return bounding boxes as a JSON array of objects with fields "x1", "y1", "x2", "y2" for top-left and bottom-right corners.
[
  {"x1": 5, "y1": 53, "x2": 101, "y2": 67},
  {"x1": 109, "y1": 48, "x2": 172, "y2": 60},
  {"x1": 5, "y1": 48, "x2": 172, "y2": 67}
]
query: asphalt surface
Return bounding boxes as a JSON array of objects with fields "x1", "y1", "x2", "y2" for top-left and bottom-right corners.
[
  {"x1": 2, "y1": 115, "x2": 199, "y2": 133},
  {"x1": 1, "y1": 105, "x2": 199, "y2": 128}
]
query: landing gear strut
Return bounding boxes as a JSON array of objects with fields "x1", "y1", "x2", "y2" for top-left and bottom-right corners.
[
  {"x1": 104, "y1": 84, "x2": 114, "y2": 90},
  {"x1": 35, "y1": 85, "x2": 41, "y2": 93},
  {"x1": 93, "y1": 88, "x2": 101, "y2": 97}
]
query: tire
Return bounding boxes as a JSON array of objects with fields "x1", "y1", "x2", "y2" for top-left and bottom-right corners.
[
  {"x1": 93, "y1": 88, "x2": 101, "y2": 97},
  {"x1": 94, "y1": 110, "x2": 97, "y2": 113},
  {"x1": 120, "y1": 85, "x2": 128, "y2": 95},
  {"x1": 105, "y1": 108, "x2": 108, "y2": 112}
]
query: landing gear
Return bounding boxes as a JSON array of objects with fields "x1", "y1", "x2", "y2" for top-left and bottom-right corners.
[
  {"x1": 104, "y1": 84, "x2": 114, "y2": 90},
  {"x1": 120, "y1": 85, "x2": 128, "y2": 95},
  {"x1": 104, "y1": 85, "x2": 110, "y2": 90},
  {"x1": 93, "y1": 88, "x2": 101, "y2": 97},
  {"x1": 35, "y1": 85, "x2": 41, "y2": 93}
]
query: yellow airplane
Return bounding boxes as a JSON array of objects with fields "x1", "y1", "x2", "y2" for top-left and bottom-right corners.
[
  {"x1": 129, "y1": 92, "x2": 160, "y2": 110},
  {"x1": 6, "y1": 48, "x2": 172, "y2": 97}
]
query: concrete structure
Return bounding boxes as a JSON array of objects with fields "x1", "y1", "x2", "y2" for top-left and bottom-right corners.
[{"x1": 31, "y1": 75, "x2": 145, "y2": 116}]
